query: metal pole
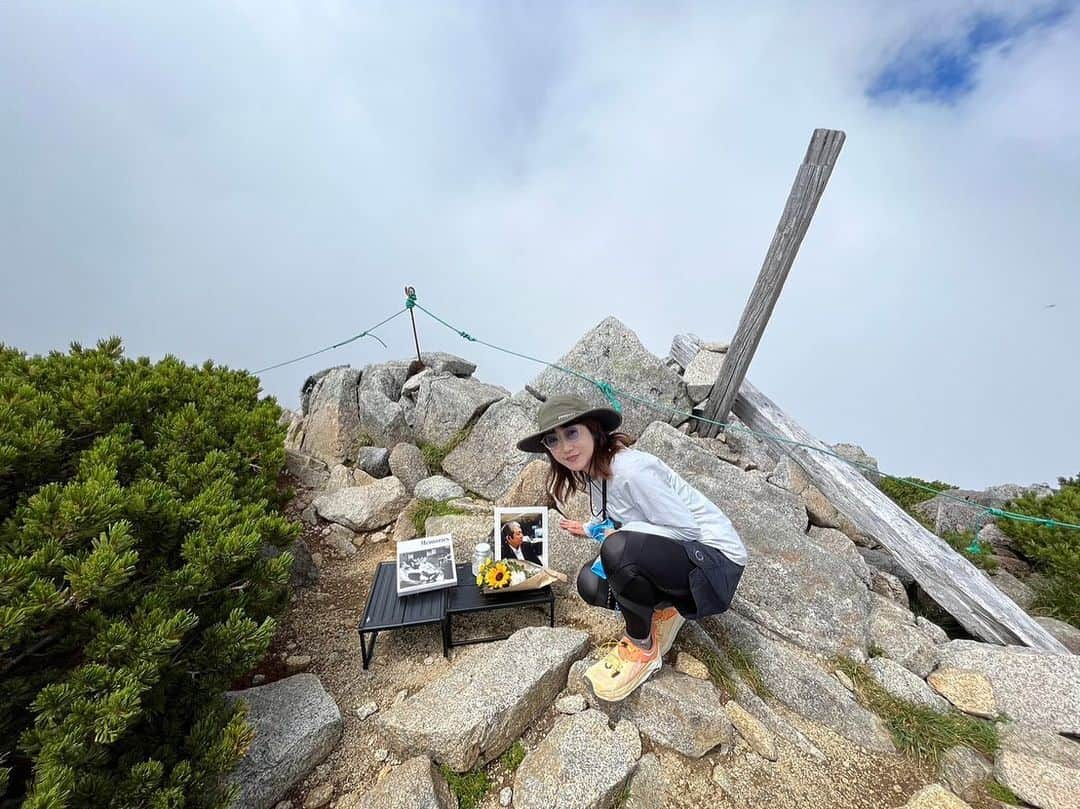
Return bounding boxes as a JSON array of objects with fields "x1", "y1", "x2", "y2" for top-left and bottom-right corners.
[{"x1": 405, "y1": 285, "x2": 422, "y2": 364}]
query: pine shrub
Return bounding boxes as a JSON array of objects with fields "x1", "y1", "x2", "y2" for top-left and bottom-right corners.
[
  {"x1": 997, "y1": 475, "x2": 1080, "y2": 625},
  {"x1": 0, "y1": 338, "x2": 298, "y2": 808}
]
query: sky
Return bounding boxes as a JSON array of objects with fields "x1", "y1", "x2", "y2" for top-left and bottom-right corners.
[{"x1": 2, "y1": 1, "x2": 1078, "y2": 491}]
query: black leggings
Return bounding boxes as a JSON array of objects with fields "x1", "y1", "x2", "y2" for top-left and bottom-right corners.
[{"x1": 576, "y1": 531, "x2": 697, "y2": 641}]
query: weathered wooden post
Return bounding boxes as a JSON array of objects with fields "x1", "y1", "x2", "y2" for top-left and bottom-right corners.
[{"x1": 700, "y1": 129, "x2": 845, "y2": 436}]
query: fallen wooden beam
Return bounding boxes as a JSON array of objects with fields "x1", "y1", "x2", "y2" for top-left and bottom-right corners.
[{"x1": 732, "y1": 379, "x2": 1068, "y2": 654}]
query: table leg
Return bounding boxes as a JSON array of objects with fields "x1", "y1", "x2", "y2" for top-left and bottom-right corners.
[
  {"x1": 360, "y1": 630, "x2": 378, "y2": 670},
  {"x1": 442, "y1": 617, "x2": 451, "y2": 657},
  {"x1": 549, "y1": 598, "x2": 555, "y2": 627}
]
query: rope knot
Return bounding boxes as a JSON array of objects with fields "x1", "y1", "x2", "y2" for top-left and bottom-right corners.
[
  {"x1": 405, "y1": 291, "x2": 417, "y2": 308},
  {"x1": 595, "y1": 381, "x2": 623, "y2": 414}
]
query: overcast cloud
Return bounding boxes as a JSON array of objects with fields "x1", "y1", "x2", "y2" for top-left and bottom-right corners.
[{"x1": 2, "y1": 1, "x2": 1077, "y2": 490}]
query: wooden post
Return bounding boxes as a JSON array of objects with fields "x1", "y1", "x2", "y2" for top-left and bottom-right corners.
[
  {"x1": 701, "y1": 129, "x2": 845, "y2": 437},
  {"x1": 733, "y1": 378, "x2": 1068, "y2": 653}
]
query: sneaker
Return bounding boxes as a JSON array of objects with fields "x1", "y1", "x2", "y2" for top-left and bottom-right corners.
[
  {"x1": 651, "y1": 607, "x2": 686, "y2": 657},
  {"x1": 584, "y1": 637, "x2": 662, "y2": 702}
]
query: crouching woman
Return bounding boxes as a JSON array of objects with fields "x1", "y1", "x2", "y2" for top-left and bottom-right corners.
[{"x1": 517, "y1": 394, "x2": 747, "y2": 702}]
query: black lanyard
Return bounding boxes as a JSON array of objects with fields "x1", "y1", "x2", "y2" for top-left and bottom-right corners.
[{"x1": 587, "y1": 477, "x2": 610, "y2": 522}]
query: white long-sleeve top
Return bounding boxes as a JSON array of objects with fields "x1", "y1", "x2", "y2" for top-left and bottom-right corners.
[{"x1": 583, "y1": 448, "x2": 747, "y2": 566}]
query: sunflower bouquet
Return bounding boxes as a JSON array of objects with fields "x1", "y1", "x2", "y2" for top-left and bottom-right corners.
[{"x1": 475, "y1": 558, "x2": 566, "y2": 594}]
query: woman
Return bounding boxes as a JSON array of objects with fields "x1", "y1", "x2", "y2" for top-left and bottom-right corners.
[{"x1": 517, "y1": 393, "x2": 747, "y2": 702}]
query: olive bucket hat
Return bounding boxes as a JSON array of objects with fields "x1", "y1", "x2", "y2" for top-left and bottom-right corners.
[{"x1": 516, "y1": 393, "x2": 622, "y2": 454}]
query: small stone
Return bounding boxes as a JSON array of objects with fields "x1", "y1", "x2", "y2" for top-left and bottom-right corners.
[
  {"x1": 314, "y1": 763, "x2": 331, "y2": 781},
  {"x1": 902, "y1": 783, "x2": 972, "y2": 808},
  {"x1": 393, "y1": 689, "x2": 407, "y2": 706},
  {"x1": 302, "y1": 783, "x2": 334, "y2": 809},
  {"x1": 285, "y1": 655, "x2": 312, "y2": 674},
  {"x1": 311, "y1": 551, "x2": 323, "y2": 569},
  {"x1": 325, "y1": 525, "x2": 357, "y2": 557},
  {"x1": 555, "y1": 694, "x2": 587, "y2": 714},
  {"x1": 724, "y1": 701, "x2": 778, "y2": 762},
  {"x1": 355, "y1": 701, "x2": 378, "y2": 721},
  {"x1": 274, "y1": 802, "x2": 293, "y2": 809},
  {"x1": 370, "y1": 531, "x2": 388, "y2": 544},
  {"x1": 373, "y1": 748, "x2": 389, "y2": 762},
  {"x1": 711, "y1": 764, "x2": 735, "y2": 795},
  {"x1": 252, "y1": 674, "x2": 267, "y2": 686},
  {"x1": 834, "y1": 669, "x2": 855, "y2": 691},
  {"x1": 927, "y1": 668, "x2": 998, "y2": 719},
  {"x1": 674, "y1": 652, "x2": 710, "y2": 680},
  {"x1": 499, "y1": 786, "x2": 513, "y2": 807},
  {"x1": 424, "y1": 656, "x2": 434, "y2": 666}
]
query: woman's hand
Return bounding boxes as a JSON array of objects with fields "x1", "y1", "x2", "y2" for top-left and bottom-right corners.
[{"x1": 559, "y1": 518, "x2": 588, "y2": 537}]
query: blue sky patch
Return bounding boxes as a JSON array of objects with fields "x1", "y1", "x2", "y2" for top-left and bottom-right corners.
[{"x1": 867, "y1": 3, "x2": 1074, "y2": 103}]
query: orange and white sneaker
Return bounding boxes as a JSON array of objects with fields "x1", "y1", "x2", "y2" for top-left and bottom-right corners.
[
  {"x1": 584, "y1": 637, "x2": 662, "y2": 702},
  {"x1": 651, "y1": 607, "x2": 686, "y2": 657}
]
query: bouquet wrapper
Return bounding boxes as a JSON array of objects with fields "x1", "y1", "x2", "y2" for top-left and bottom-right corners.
[{"x1": 481, "y1": 560, "x2": 567, "y2": 594}]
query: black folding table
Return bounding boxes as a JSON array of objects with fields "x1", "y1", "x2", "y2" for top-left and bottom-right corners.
[
  {"x1": 357, "y1": 561, "x2": 556, "y2": 669},
  {"x1": 444, "y1": 563, "x2": 556, "y2": 650}
]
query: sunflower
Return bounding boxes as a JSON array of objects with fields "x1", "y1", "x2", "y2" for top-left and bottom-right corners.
[{"x1": 484, "y1": 562, "x2": 511, "y2": 589}]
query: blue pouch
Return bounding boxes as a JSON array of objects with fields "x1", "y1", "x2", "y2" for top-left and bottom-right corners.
[{"x1": 587, "y1": 519, "x2": 615, "y2": 579}]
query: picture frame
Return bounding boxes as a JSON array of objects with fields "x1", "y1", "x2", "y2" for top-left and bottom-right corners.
[
  {"x1": 493, "y1": 506, "x2": 549, "y2": 568},
  {"x1": 396, "y1": 534, "x2": 458, "y2": 596}
]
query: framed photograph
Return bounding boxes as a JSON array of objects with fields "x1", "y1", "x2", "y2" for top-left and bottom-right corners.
[
  {"x1": 396, "y1": 534, "x2": 457, "y2": 596},
  {"x1": 494, "y1": 507, "x2": 549, "y2": 568}
]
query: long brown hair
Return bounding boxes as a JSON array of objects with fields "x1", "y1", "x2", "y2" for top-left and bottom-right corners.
[{"x1": 546, "y1": 417, "x2": 634, "y2": 509}]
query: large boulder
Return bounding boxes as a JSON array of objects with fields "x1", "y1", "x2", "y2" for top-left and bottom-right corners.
[
  {"x1": 359, "y1": 360, "x2": 412, "y2": 401},
  {"x1": 298, "y1": 367, "x2": 364, "y2": 465},
  {"x1": 285, "y1": 449, "x2": 331, "y2": 489},
  {"x1": 420, "y1": 351, "x2": 476, "y2": 377},
  {"x1": 423, "y1": 514, "x2": 495, "y2": 563},
  {"x1": 683, "y1": 348, "x2": 726, "y2": 403},
  {"x1": 868, "y1": 596, "x2": 938, "y2": 678},
  {"x1": 378, "y1": 627, "x2": 589, "y2": 771},
  {"x1": 355, "y1": 446, "x2": 391, "y2": 478},
  {"x1": 828, "y1": 443, "x2": 881, "y2": 485},
  {"x1": 1033, "y1": 616, "x2": 1080, "y2": 654},
  {"x1": 412, "y1": 374, "x2": 507, "y2": 447},
  {"x1": 914, "y1": 484, "x2": 1049, "y2": 536},
  {"x1": 357, "y1": 388, "x2": 412, "y2": 449},
  {"x1": 935, "y1": 640, "x2": 1080, "y2": 735},
  {"x1": 414, "y1": 475, "x2": 466, "y2": 502},
  {"x1": 443, "y1": 392, "x2": 542, "y2": 501},
  {"x1": 994, "y1": 722, "x2": 1080, "y2": 809},
  {"x1": 388, "y1": 443, "x2": 430, "y2": 492},
  {"x1": 866, "y1": 658, "x2": 950, "y2": 713},
  {"x1": 499, "y1": 459, "x2": 556, "y2": 508},
  {"x1": 226, "y1": 674, "x2": 342, "y2": 809},
  {"x1": 338, "y1": 755, "x2": 457, "y2": 809},
  {"x1": 526, "y1": 317, "x2": 692, "y2": 438},
  {"x1": 567, "y1": 664, "x2": 732, "y2": 758},
  {"x1": 513, "y1": 710, "x2": 640, "y2": 809},
  {"x1": 706, "y1": 611, "x2": 894, "y2": 752},
  {"x1": 312, "y1": 477, "x2": 411, "y2": 531},
  {"x1": 636, "y1": 422, "x2": 873, "y2": 658}
]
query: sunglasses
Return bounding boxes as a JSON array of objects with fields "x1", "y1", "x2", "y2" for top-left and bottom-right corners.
[{"x1": 540, "y1": 425, "x2": 584, "y2": 450}]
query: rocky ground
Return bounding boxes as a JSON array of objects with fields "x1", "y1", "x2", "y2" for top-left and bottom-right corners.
[
  {"x1": 246, "y1": 490, "x2": 1006, "y2": 809},
  {"x1": 229, "y1": 331, "x2": 1079, "y2": 809}
]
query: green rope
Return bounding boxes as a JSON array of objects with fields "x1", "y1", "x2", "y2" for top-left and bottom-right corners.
[
  {"x1": 254, "y1": 307, "x2": 408, "y2": 374},
  {"x1": 413, "y1": 302, "x2": 1080, "y2": 534}
]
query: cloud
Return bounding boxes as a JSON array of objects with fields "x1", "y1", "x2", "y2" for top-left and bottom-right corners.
[{"x1": 2, "y1": 1, "x2": 1077, "y2": 489}]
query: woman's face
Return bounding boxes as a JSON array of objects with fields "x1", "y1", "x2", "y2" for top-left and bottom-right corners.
[{"x1": 543, "y1": 422, "x2": 595, "y2": 473}]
